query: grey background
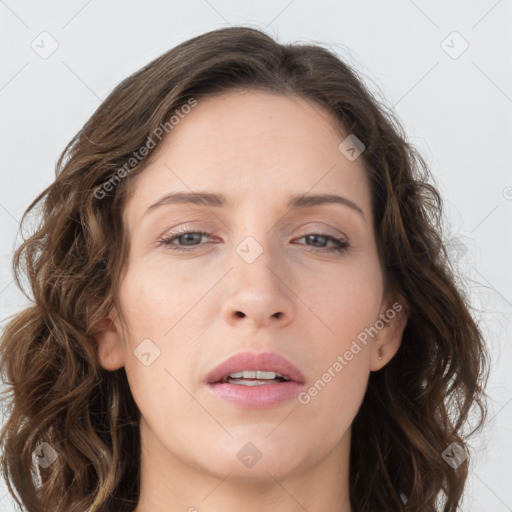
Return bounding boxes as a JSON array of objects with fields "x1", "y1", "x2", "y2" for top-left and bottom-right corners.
[{"x1": 1, "y1": 1, "x2": 511, "y2": 510}]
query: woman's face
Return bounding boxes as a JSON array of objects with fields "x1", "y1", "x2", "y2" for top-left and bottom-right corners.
[{"x1": 97, "y1": 90, "x2": 406, "y2": 483}]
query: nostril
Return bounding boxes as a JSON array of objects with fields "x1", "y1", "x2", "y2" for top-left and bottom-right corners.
[{"x1": 235, "y1": 311, "x2": 245, "y2": 318}]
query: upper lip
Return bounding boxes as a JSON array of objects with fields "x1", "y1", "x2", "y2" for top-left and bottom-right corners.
[{"x1": 205, "y1": 351, "x2": 306, "y2": 384}]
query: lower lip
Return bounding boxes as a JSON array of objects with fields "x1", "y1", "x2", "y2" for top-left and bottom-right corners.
[{"x1": 207, "y1": 381, "x2": 305, "y2": 409}]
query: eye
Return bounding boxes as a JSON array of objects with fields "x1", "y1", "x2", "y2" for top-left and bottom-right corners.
[
  {"x1": 293, "y1": 233, "x2": 350, "y2": 254},
  {"x1": 159, "y1": 229, "x2": 349, "y2": 255},
  {"x1": 159, "y1": 229, "x2": 213, "y2": 252}
]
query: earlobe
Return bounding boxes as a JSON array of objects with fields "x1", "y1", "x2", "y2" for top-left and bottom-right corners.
[
  {"x1": 92, "y1": 311, "x2": 125, "y2": 371},
  {"x1": 370, "y1": 300, "x2": 408, "y2": 371}
]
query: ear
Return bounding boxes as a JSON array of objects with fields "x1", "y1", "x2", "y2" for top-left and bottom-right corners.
[
  {"x1": 92, "y1": 308, "x2": 125, "y2": 371},
  {"x1": 370, "y1": 298, "x2": 408, "y2": 371}
]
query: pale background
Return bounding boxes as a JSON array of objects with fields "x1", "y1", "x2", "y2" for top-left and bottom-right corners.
[{"x1": 1, "y1": 1, "x2": 511, "y2": 510}]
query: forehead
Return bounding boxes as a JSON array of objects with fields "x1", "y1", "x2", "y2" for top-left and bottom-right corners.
[{"x1": 124, "y1": 90, "x2": 372, "y2": 220}]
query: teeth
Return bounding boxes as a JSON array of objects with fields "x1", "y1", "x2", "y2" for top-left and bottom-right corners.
[
  {"x1": 222, "y1": 370, "x2": 291, "y2": 383},
  {"x1": 256, "y1": 370, "x2": 277, "y2": 379},
  {"x1": 227, "y1": 370, "x2": 289, "y2": 380},
  {"x1": 228, "y1": 379, "x2": 276, "y2": 386}
]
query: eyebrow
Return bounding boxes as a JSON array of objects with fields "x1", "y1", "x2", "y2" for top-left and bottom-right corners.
[{"x1": 145, "y1": 191, "x2": 365, "y2": 219}]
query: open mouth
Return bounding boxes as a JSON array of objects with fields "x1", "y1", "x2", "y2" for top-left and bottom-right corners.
[
  {"x1": 205, "y1": 352, "x2": 306, "y2": 409},
  {"x1": 218, "y1": 370, "x2": 291, "y2": 386}
]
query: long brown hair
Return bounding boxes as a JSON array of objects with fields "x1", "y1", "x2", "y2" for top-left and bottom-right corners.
[{"x1": 0, "y1": 26, "x2": 488, "y2": 511}]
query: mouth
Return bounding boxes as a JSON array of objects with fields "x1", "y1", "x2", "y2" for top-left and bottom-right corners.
[
  {"x1": 218, "y1": 370, "x2": 292, "y2": 385},
  {"x1": 205, "y1": 351, "x2": 306, "y2": 385},
  {"x1": 205, "y1": 351, "x2": 306, "y2": 409}
]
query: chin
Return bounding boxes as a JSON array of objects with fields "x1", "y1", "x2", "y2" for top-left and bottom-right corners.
[{"x1": 199, "y1": 438, "x2": 306, "y2": 481}]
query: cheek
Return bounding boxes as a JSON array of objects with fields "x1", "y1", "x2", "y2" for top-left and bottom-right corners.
[
  {"x1": 295, "y1": 339, "x2": 371, "y2": 444},
  {"x1": 123, "y1": 334, "x2": 203, "y2": 441},
  {"x1": 118, "y1": 267, "x2": 205, "y2": 402},
  {"x1": 298, "y1": 256, "x2": 383, "y2": 339},
  {"x1": 292, "y1": 257, "x2": 380, "y2": 415},
  {"x1": 119, "y1": 257, "x2": 203, "y2": 336}
]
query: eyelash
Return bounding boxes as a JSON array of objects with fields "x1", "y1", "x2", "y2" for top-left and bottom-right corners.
[{"x1": 158, "y1": 229, "x2": 349, "y2": 255}]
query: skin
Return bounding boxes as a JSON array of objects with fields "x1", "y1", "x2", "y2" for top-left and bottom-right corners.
[{"x1": 95, "y1": 89, "x2": 407, "y2": 512}]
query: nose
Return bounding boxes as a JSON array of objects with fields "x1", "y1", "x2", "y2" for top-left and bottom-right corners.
[{"x1": 221, "y1": 251, "x2": 296, "y2": 330}]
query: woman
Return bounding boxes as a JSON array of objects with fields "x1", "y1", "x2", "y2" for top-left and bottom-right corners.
[{"x1": 0, "y1": 26, "x2": 488, "y2": 512}]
